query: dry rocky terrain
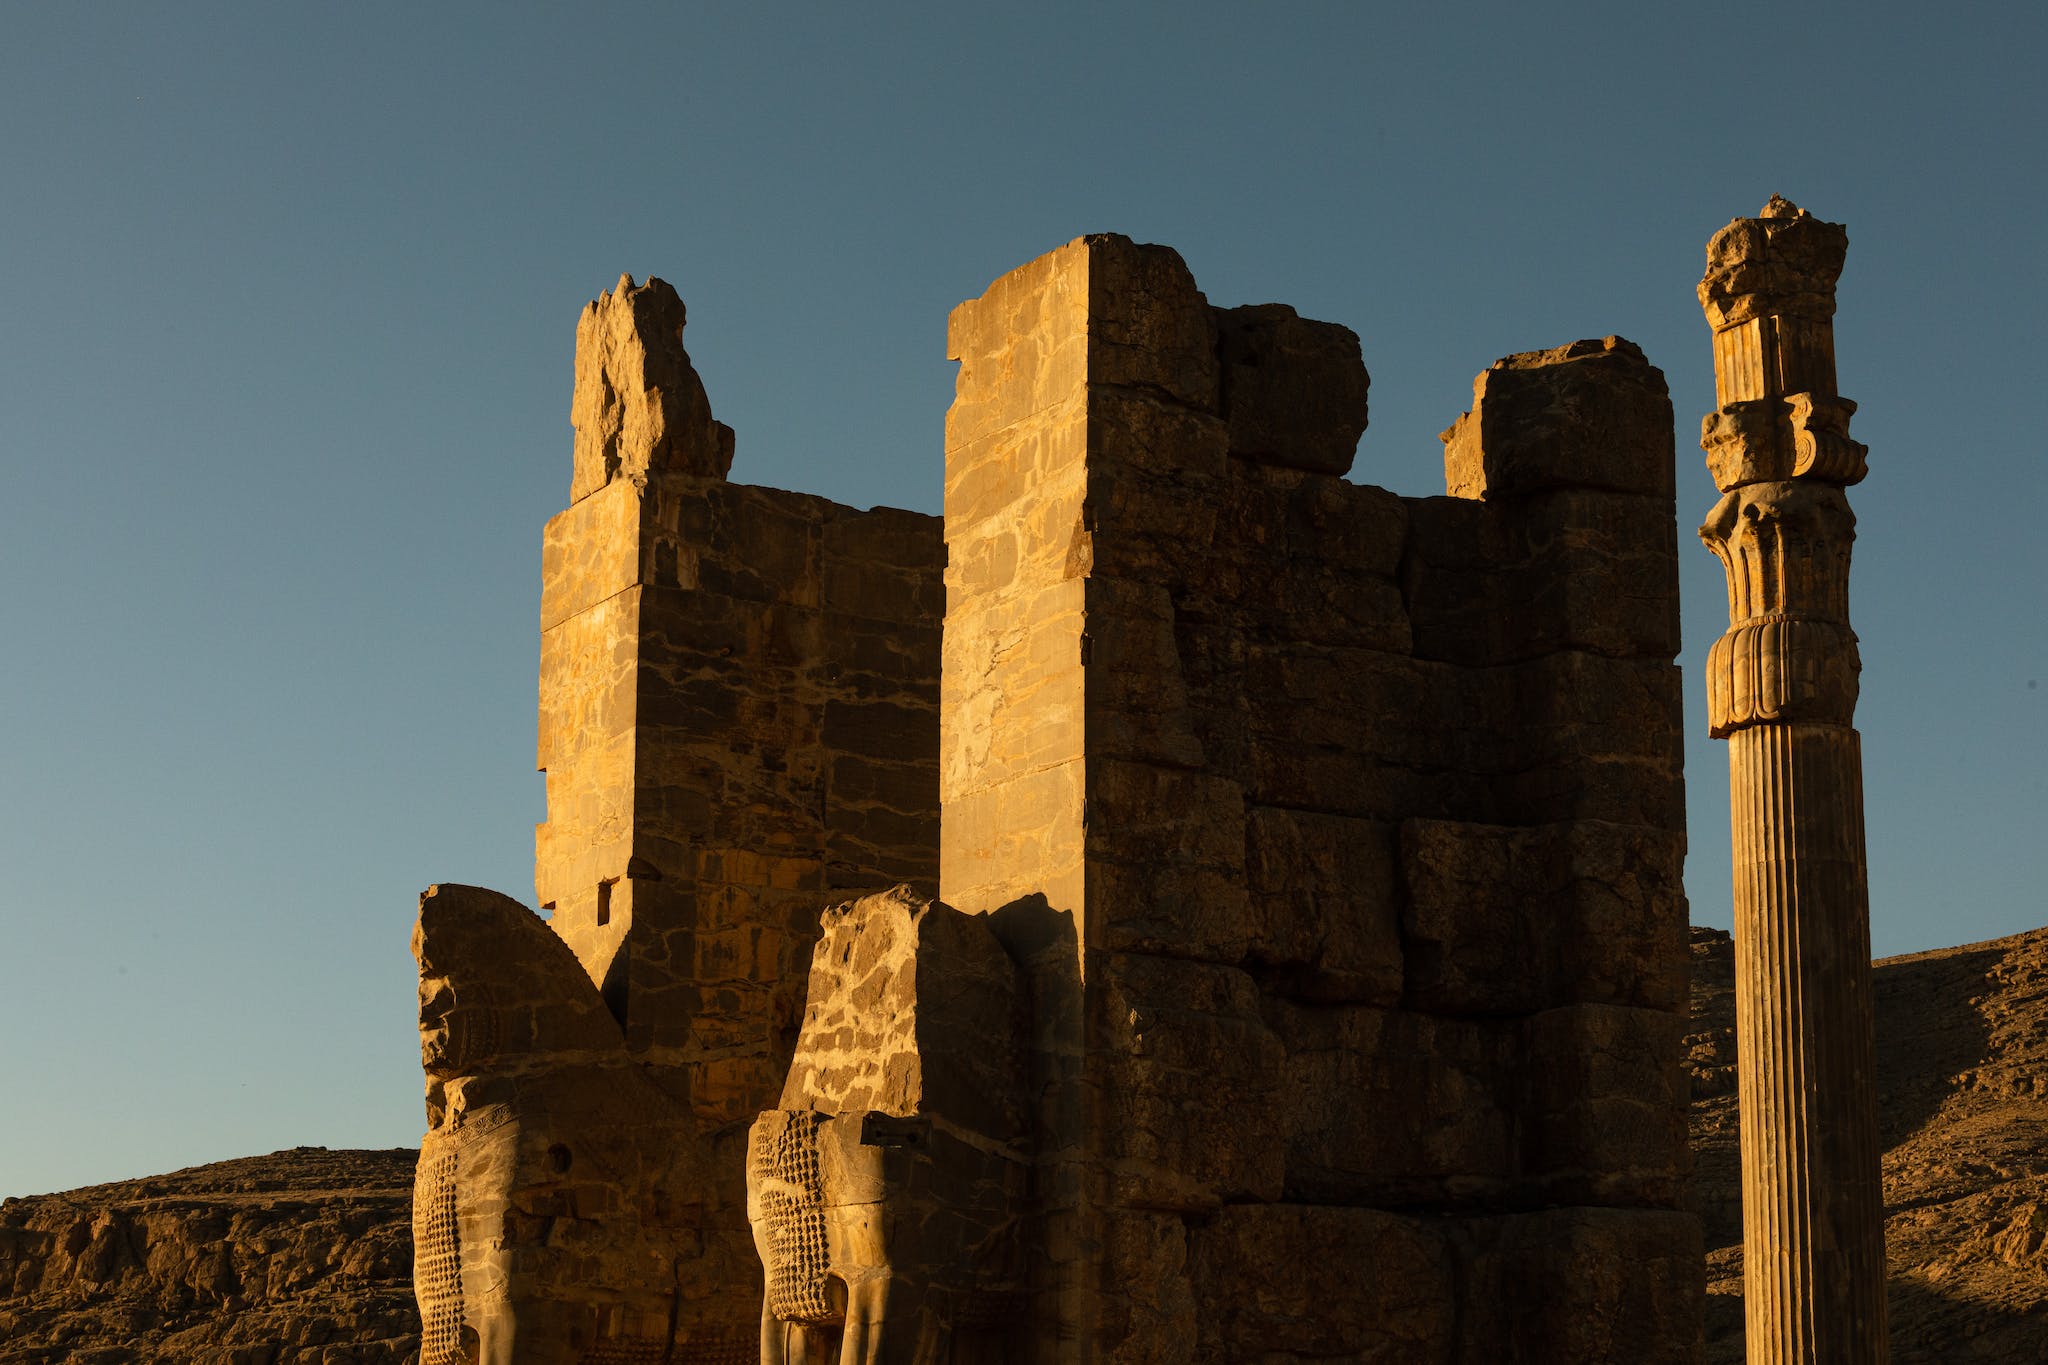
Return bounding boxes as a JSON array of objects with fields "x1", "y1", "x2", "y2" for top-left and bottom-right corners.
[
  {"x1": 1689, "y1": 924, "x2": 2048, "y2": 1361},
  {"x1": 0, "y1": 1147, "x2": 416, "y2": 1363},
  {"x1": 5, "y1": 927, "x2": 2046, "y2": 1362}
]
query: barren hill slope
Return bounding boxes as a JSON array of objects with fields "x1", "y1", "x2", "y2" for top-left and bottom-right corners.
[
  {"x1": 1689, "y1": 924, "x2": 2048, "y2": 1361},
  {"x1": 0, "y1": 1147, "x2": 417, "y2": 1364},
  {"x1": 6, "y1": 929, "x2": 2048, "y2": 1362}
]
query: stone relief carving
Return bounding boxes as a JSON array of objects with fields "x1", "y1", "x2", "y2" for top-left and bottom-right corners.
[
  {"x1": 412, "y1": 883, "x2": 748, "y2": 1365},
  {"x1": 745, "y1": 888, "x2": 1029, "y2": 1364}
]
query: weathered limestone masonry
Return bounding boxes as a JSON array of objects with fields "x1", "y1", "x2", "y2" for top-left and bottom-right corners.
[
  {"x1": 414, "y1": 238, "x2": 1705, "y2": 1363},
  {"x1": 940, "y1": 235, "x2": 1698, "y2": 1362},
  {"x1": 538, "y1": 275, "x2": 943, "y2": 1126},
  {"x1": 1696, "y1": 198, "x2": 1887, "y2": 1362},
  {"x1": 413, "y1": 275, "x2": 945, "y2": 1363}
]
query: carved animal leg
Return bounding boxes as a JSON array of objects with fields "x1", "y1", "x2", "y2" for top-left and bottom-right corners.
[
  {"x1": 840, "y1": 1273, "x2": 890, "y2": 1365},
  {"x1": 760, "y1": 1295, "x2": 785, "y2": 1365}
]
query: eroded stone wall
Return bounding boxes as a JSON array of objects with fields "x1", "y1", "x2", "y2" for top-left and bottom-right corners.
[
  {"x1": 416, "y1": 275, "x2": 945, "y2": 1360},
  {"x1": 939, "y1": 235, "x2": 1697, "y2": 1363},
  {"x1": 535, "y1": 275, "x2": 944, "y2": 1131}
]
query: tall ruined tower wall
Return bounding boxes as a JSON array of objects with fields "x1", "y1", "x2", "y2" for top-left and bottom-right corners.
[
  {"x1": 534, "y1": 274, "x2": 945, "y2": 1131},
  {"x1": 940, "y1": 236, "x2": 1697, "y2": 1361}
]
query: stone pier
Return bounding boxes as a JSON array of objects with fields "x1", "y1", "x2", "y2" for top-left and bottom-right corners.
[{"x1": 1697, "y1": 197, "x2": 1888, "y2": 1362}]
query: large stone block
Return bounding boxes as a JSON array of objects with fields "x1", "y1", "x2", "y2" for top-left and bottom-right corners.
[
  {"x1": 941, "y1": 579, "x2": 1086, "y2": 794},
  {"x1": 942, "y1": 403, "x2": 1089, "y2": 547},
  {"x1": 1090, "y1": 385, "x2": 1230, "y2": 482},
  {"x1": 1212, "y1": 464, "x2": 1412, "y2": 652},
  {"x1": 1080, "y1": 578, "x2": 1207, "y2": 771},
  {"x1": 1099, "y1": 1210, "x2": 1198, "y2": 1365},
  {"x1": 1083, "y1": 760, "x2": 1252, "y2": 957},
  {"x1": 1189, "y1": 1205, "x2": 1454, "y2": 1364},
  {"x1": 1097, "y1": 952, "x2": 1286, "y2": 1210},
  {"x1": 1242, "y1": 643, "x2": 1430, "y2": 769},
  {"x1": 539, "y1": 475, "x2": 644, "y2": 631},
  {"x1": 938, "y1": 761, "x2": 1086, "y2": 918},
  {"x1": 1268, "y1": 1001, "x2": 1514, "y2": 1206},
  {"x1": 1244, "y1": 806, "x2": 1403, "y2": 1004},
  {"x1": 1083, "y1": 454, "x2": 1225, "y2": 586},
  {"x1": 1440, "y1": 337, "x2": 1674, "y2": 501},
  {"x1": 1454, "y1": 1207, "x2": 1703, "y2": 1365},
  {"x1": 1519, "y1": 1003, "x2": 1691, "y2": 1208},
  {"x1": 1493, "y1": 652, "x2": 1687, "y2": 828},
  {"x1": 945, "y1": 241, "x2": 1090, "y2": 456},
  {"x1": 820, "y1": 505, "x2": 947, "y2": 625},
  {"x1": 1215, "y1": 302, "x2": 1371, "y2": 476},
  {"x1": 1400, "y1": 818, "x2": 1687, "y2": 1013},
  {"x1": 1402, "y1": 488, "x2": 1680, "y2": 666},
  {"x1": 1080, "y1": 235, "x2": 1219, "y2": 413}
]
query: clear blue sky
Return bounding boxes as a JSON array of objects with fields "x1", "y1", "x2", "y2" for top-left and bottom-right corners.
[{"x1": 2, "y1": 4, "x2": 2041, "y2": 1198}]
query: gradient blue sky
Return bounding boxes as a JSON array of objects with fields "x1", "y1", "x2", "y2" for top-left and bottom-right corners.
[{"x1": 3, "y1": 4, "x2": 2041, "y2": 1198}]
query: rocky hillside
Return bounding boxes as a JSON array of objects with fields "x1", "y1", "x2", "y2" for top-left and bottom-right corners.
[
  {"x1": 1689, "y1": 924, "x2": 2048, "y2": 1361},
  {"x1": 6, "y1": 929, "x2": 2047, "y2": 1361},
  {"x1": 0, "y1": 1147, "x2": 417, "y2": 1364}
]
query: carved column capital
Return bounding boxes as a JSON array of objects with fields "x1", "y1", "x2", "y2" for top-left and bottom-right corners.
[
  {"x1": 1698, "y1": 481, "x2": 1861, "y2": 737},
  {"x1": 1702, "y1": 395, "x2": 1866, "y2": 490}
]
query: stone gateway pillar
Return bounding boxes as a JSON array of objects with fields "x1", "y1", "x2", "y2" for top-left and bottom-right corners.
[{"x1": 1697, "y1": 197, "x2": 1888, "y2": 1363}]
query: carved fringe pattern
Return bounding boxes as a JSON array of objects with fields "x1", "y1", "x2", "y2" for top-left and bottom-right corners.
[
  {"x1": 1730, "y1": 722, "x2": 1889, "y2": 1364},
  {"x1": 412, "y1": 1148, "x2": 464, "y2": 1365},
  {"x1": 753, "y1": 1113, "x2": 837, "y2": 1325}
]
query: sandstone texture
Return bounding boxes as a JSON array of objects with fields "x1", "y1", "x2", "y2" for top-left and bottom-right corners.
[
  {"x1": 0, "y1": 1147, "x2": 417, "y2": 1364},
  {"x1": 1690, "y1": 926, "x2": 2048, "y2": 1361},
  {"x1": 935, "y1": 234, "x2": 1694, "y2": 1362}
]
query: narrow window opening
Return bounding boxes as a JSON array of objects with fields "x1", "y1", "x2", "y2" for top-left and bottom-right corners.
[{"x1": 596, "y1": 879, "x2": 615, "y2": 927}]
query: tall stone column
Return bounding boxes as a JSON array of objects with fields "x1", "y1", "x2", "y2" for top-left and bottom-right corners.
[{"x1": 1697, "y1": 197, "x2": 1887, "y2": 1362}]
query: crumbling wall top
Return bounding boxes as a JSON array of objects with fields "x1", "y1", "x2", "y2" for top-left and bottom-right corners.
[{"x1": 569, "y1": 273, "x2": 735, "y2": 501}]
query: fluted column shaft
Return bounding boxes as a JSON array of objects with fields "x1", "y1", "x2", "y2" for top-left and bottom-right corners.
[
  {"x1": 1698, "y1": 197, "x2": 1887, "y2": 1364},
  {"x1": 1728, "y1": 723, "x2": 1885, "y2": 1361}
]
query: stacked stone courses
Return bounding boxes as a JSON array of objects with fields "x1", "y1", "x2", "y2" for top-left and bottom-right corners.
[
  {"x1": 413, "y1": 236, "x2": 1704, "y2": 1362},
  {"x1": 940, "y1": 235, "x2": 1696, "y2": 1362},
  {"x1": 536, "y1": 273, "x2": 943, "y2": 1133}
]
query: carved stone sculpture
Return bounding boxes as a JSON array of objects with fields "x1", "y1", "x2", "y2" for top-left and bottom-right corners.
[
  {"x1": 412, "y1": 883, "x2": 749, "y2": 1365},
  {"x1": 1697, "y1": 196, "x2": 1888, "y2": 1363},
  {"x1": 745, "y1": 887, "x2": 1029, "y2": 1364}
]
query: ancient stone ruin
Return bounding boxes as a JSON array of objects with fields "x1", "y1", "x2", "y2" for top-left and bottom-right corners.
[
  {"x1": 412, "y1": 232, "x2": 1704, "y2": 1363},
  {"x1": 1697, "y1": 197, "x2": 1887, "y2": 1362}
]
